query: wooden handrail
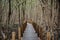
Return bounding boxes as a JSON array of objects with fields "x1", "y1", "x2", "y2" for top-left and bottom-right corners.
[{"x1": 21, "y1": 21, "x2": 27, "y2": 37}]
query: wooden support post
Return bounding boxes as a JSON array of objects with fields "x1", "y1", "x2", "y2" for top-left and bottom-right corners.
[
  {"x1": 3, "y1": 34, "x2": 7, "y2": 40},
  {"x1": 39, "y1": 27, "x2": 43, "y2": 40},
  {"x1": 52, "y1": 34, "x2": 54, "y2": 40},
  {"x1": 18, "y1": 27, "x2": 21, "y2": 40},
  {"x1": 39, "y1": 28, "x2": 41, "y2": 40},
  {"x1": 12, "y1": 32, "x2": 16, "y2": 40},
  {"x1": 47, "y1": 32, "x2": 51, "y2": 40},
  {"x1": 56, "y1": 32, "x2": 58, "y2": 40}
]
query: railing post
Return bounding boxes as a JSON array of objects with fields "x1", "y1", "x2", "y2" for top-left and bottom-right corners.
[
  {"x1": 12, "y1": 32, "x2": 16, "y2": 40},
  {"x1": 18, "y1": 27, "x2": 21, "y2": 40},
  {"x1": 47, "y1": 32, "x2": 51, "y2": 40},
  {"x1": 39, "y1": 27, "x2": 43, "y2": 40},
  {"x1": 52, "y1": 33, "x2": 54, "y2": 40}
]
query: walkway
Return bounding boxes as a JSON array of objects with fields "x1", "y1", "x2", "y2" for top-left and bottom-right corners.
[{"x1": 22, "y1": 23, "x2": 39, "y2": 40}]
